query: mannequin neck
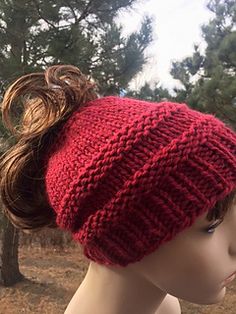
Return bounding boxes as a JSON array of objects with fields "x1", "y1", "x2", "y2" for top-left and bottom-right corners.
[{"x1": 65, "y1": 260, "x2": 167, "y2": 314}]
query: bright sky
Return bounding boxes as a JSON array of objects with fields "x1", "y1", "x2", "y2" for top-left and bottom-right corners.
[{"x1": 116, "y1": 0, "x2": 215, "y2": 93}]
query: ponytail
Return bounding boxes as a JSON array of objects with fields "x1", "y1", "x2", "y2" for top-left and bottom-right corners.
[{"x1": 0, "y1": 65, "x2": 98, "y2": 231}]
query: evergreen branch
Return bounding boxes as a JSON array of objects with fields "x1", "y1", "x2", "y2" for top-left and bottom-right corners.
[
  {"x1": 96, "y1": 0, "x2": 135, "y2": 14},
  {"x1": 32, "y1": 0, "x2": 57, "y2": 30},
  {"x1": 77, "y1": 0, "x2": 94, "y2": 23},
  {"x1": 64, "y1": 0, "x2": 78, "y2": 24},
  {"x1": 212, "y1": 99, "x2": 236, "y2": 124}
]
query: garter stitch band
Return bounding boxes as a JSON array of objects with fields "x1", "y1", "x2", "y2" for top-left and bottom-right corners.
[{"x1": 44, "y1": 96, "x2": 236, "y2": 266}]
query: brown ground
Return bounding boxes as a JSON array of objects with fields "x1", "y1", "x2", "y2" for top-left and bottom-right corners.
[{"x1": 0, "y1": 246, "x2": 236, "y2": 314}]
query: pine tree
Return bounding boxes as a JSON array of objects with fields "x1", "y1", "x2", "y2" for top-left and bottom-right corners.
[
  {"x1": 170, "y1": 0, "x2": 236, "y2": 129},
  {"x1": 127, "y1": 81, "x2": 172, "y2": 102},
  {"x1": 0, "y1": 0, "x2": 153, "y2": 95}
]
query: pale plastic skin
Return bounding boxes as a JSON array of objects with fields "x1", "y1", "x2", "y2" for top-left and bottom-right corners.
[{"x1": 65, "y1": 201, "x2": 236, "y2": 314}]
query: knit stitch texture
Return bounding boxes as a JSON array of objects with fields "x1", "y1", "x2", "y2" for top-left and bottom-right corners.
[{"x1": 44, "y1": 96, "x2": 236, "y2": 266}]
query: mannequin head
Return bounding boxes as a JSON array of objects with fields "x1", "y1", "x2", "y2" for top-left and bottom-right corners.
[{"x1": 69, "y1": 198, "x2": 235, "y2": 314}]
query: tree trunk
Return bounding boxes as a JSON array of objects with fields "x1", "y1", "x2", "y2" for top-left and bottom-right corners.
[{"x1": 0, "y1": 211, "x2": 24, "y2": 286}]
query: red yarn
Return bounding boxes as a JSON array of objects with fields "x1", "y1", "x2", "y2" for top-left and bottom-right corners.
[{"x1": 44, "y1": 96, "x2": 236, "y2": 266}]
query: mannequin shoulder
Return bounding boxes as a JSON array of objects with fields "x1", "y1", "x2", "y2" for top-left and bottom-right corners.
[{"x1": 155, "y1": 294, "x2": 181, "y2": 314}]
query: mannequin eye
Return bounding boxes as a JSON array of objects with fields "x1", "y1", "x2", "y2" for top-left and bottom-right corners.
[{"x1": 205, "y1": 218, "x2": 224, "y2": 234}]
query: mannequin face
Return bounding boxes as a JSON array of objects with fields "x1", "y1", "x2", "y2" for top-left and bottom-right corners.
[{"x1": 130, "y1": 202, "x2": 236, "y2": 305}]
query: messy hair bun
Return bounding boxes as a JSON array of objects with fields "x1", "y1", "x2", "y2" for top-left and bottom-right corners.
[{"x1": 0, "y1": 65, "x2": 98, "y2": 231}]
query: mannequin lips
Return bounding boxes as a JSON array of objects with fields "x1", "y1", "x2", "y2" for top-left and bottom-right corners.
[{"x1": 223, "y1": 272, "x2": 236, "y2": 285}]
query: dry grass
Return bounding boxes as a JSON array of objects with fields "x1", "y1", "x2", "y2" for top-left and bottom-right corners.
[{"x1": 0, "y1": 245, "x2": 235, "y2": 314}]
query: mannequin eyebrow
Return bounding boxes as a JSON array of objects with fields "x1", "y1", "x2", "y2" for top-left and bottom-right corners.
[
  {"x1": 208, "y1": 217, "x2": 224, "y2": 226},
  {"x1": 192, "y1": 214, "x2": 224, "y2": 231}
]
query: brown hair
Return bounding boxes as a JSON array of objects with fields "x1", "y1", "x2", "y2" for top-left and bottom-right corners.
[
  {"x1": 0, "y1": 64, "x2": 235, "y2": 233},
  {"x1": 0, "y1": 65, "x2": 98, "y2": 231},
  {"x1": 206, "y1": 189, "x2": 236, "y2": 222}
]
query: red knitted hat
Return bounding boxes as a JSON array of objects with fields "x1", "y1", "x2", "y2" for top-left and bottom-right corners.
[{"x1": 44, "y1": 96, "x2": 236, "y2": 266}]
